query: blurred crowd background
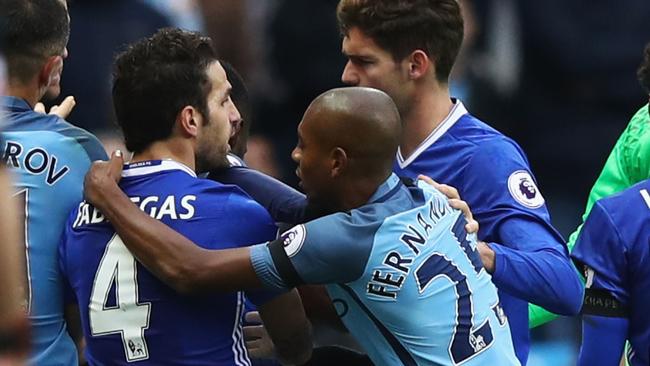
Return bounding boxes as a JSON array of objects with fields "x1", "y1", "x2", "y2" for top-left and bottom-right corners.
[{"x1": 43, "y1": 1, "x2": 650, "y2": 364}]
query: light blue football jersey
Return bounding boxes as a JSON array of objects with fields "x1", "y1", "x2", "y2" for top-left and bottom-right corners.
[
  {"x1": 1, "y1": 96, "x2": 107, "y2": 365},
  {"x1": 251, "y1": 174, "x2": 520, "y2": 365}
]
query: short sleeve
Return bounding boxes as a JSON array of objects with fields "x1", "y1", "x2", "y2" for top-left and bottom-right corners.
[
  {"x1": 571, "y1": 201, "x2": 628, "y2": 304},
  {"x1": 250, "y1": 216, "x2": 376, "y2": 289}
]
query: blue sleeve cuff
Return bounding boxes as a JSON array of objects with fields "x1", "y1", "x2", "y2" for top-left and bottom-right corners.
[
  {"x1": 488, "y1": 242, "x2": 506, "y2": 283},
  {"x1": 249, "y1": 243, "x2": 291, "y2": 290}
]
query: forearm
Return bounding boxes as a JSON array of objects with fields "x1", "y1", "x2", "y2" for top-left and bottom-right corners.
[
  {"x1": 490, "y1": 244, "x2": 584, "y2": 315},
  {"x1": 93, "y1": 183, "x2": 261, "y2": 293}
]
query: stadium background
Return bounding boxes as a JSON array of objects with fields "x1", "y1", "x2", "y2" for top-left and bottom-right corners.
[{"x1": 42, "y1": 1, "x2": 650, "y2": 364}]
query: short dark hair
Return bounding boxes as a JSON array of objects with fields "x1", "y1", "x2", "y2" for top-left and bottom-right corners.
[
  {"x1": 337, "y1": 0, "x2": 464, "y2": 82},
  {"x1": 638, "y1": 43, "x2": 650, "y2": 95},
  {"x1": 112, "y1": 28, "x2": 218, "y2": 153},
  {"x1": 0, "y1": 0, "x2": 70, "y2": 83}
]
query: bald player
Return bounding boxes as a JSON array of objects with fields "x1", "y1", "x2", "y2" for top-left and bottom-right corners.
[{"x1": 82, "y1": 87, "x2": 519, "y2": 365}]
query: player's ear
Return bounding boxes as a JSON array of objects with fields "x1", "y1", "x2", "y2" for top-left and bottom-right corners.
[
  {"x1": 38, "y1": 55, "x2": 61, "y2": 88},
  {"x1": 405, "y1": 50, "x2": 430, "y2": 80},
  {"x1": 330, "y1": 147, "x2": 348, "y2": 178},
  {"x1": 178, "y1": 106, "x2": 201, "y2": 138}
]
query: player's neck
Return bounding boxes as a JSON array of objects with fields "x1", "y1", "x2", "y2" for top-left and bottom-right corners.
[
  {"x1": 399, "y1": 85, "x2": 453, "y2": 159},
  {"x1": 131, "y1": 139, "x2": 196, "y2": 172},
  {"x1": 6, "y1": 80, "x2": 44, "y2": 108},
  {"x1": 338, "y1": 174, "x2": 389, "y2": 212}
]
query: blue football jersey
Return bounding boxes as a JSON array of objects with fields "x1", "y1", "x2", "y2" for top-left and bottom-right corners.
[
  {"x1": 59, "y1": 160, "x2": 279, "y2": 365},
  {"x1": 392, "y1": 100, "x2": 582, "y2": 363},
  {"x1": 251, "y1": 174, "x2": 520, "y2": 366},
  {"x1": 572, "y1": 179, "x2": 650, "y2": 366},
  {"x1": 1, "y1": 96, "x2": 107, "y2": 365}
]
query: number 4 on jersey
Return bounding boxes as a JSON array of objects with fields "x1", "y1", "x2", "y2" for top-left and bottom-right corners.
[{"x1": 90, "y1": 234, "x2": 151, "y2": 362}]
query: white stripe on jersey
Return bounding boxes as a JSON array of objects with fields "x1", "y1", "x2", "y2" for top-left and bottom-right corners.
[
  {"x1": 396, "y1": 100, "x2": 468, "y2": 169},
  {"x1": 640, "y1": 189, "x2": 650, "y2": 209},
  {"x1": 231, "y1": 291, "x2": 251, "y2": 366}
]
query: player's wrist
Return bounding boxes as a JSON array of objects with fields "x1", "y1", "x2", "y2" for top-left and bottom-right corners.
[{"x1": 478, "y1": 241, "x2": 496, "y2": 273}]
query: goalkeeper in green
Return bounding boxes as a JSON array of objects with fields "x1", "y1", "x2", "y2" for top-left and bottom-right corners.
[{"x1": 529, "y1": 44, "x2": 650, "y2": 328}]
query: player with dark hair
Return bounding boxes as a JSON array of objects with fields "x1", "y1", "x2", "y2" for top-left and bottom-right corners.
[
  {"x1": 58, "y1": 28, "x2": 311, "y2": 365},
  {"x1": 529, "y1": 44, "x2": 650, "y2": 330},
  {"x1": 334, "y1": 1, "x2": 582, "y2": 363},
  {"x1": 0, "y1": 0, "x2": 106, "y2": 364},
  {"x1": 82, "y1": 86, "x2": 520, "y2": 365}
]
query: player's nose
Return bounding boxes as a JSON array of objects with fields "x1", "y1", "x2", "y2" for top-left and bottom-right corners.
[
  {"x1": 291, "y1": 146, "x2": 301, "y2": 163},
  {"x1": 341, "y1": 61, "x2": 359, "y2": 85}
]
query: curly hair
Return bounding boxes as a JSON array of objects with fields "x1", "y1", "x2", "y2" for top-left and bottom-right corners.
[
  {"x1": 337, "y1": 0, "x2": 464, "y2": 82},
  {"x1": 112, "y1": 28, "x2": 218, "y2": 153}
]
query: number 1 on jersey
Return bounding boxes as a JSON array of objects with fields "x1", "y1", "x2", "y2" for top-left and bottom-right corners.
[{"x1": 90, "y1": 234, "x2": 151, "y2": 362}]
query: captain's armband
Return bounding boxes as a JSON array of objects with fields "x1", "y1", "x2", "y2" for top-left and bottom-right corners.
[{"x1": 581, "y1": 288, "x2": 628, "y2": 318}]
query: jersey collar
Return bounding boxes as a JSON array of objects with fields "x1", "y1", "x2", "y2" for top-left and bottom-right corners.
[
  {"x1": 122, "y1": 159, "x2": 197, "y2": 178},
  {"x1": 396, "y1": 99, "x2": 468, "y2": 169},
  {"x1": 1, "y1": 96, "x2": 34, "y2": 112},
  {"x1": 368, "y1": 173, "x2": 402, "y2": 204}
]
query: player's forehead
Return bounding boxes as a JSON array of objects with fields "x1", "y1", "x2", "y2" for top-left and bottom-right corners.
[
  {"x1": 342, "y1": 27, "x2": 387, "y2": 57},
  {"x1": 207, "y1": 61, "x2": 230, "y2": 95}
]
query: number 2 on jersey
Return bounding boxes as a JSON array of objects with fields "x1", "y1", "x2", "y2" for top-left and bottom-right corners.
[
  {"x1": 90, "y1": 234, "x2": 151, "y2": 362},
  {"x1": 415, "y1": 216, "x2": 493, "y2": 364}
]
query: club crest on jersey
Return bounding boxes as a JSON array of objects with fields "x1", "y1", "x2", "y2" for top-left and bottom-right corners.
[
  {"x1": 281, "y1": 225, "x2": 306, "y2": 258},
  {"x1": 507, "y1": 170, "x2": 544, "y2": 208}
]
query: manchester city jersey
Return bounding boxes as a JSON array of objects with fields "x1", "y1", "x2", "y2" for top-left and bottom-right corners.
[
  {"x1": 1, "y1": 96, "x2": 107, "y2": 365},
  {"x1": 59, "y1": 160, "x2": 279, "y2": 365},
  {"x1": 572, "y1": 179, "x2": 650, "y2": 366},
  {"x1": 250, "y1": 174, "x2": 520, "y2": 366}
]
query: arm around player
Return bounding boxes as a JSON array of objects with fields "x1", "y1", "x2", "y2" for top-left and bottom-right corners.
[{"x1": 83, "y1": 151, "x2": 313, "y2": 365}]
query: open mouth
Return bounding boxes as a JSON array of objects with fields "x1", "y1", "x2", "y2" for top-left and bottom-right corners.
[{"x1": 295, "y1": 169, "x2": 303, "y2": 187}]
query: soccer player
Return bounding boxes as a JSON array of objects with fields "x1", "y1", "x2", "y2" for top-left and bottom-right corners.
[
  {"x1": 58, "y1": 28, "x2": 311, "y2": 365},
  {"x1": 83, "y1": 87, "x2": 521, "y2": 365},
  {"x1": 335, "y1": 1, "x2": 583, "y2": 363},
  {"x1": 529, "y1": 44, "x2": 650, "y2": 328},
  {"x1": 1, "y1": 1, "x2": 107, "y2": 364},
  {"x1": 570, "y1": 179, "x2": 650, "y2": 366}
]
